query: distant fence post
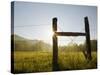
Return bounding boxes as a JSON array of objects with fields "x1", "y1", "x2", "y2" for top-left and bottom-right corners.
[
  {"x1": 52, "y1": 17, "x2": 59, "y2": 71},
  {"x1": 84, "y1": 16, "x2": 92, "y2": 60}
]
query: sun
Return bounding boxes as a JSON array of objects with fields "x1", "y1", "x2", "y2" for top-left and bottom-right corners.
[{"x1": 49, "y1": 30, "x2": 54, "y2": 36}]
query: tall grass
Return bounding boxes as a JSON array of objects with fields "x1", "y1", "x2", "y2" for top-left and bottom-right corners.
[{"x1": 13, "y1": 51, "x2": 97, "y2": 73}]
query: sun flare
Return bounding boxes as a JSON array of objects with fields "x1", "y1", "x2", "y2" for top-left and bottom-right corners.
[{"x1": 49, "y1": 31, "x2": 54, "y2": 36}]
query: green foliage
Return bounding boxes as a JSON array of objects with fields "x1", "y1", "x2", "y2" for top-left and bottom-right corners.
[
  {"x1": 91, "y1": 40, "x2": 97, "y2": 51},
  {"x1": 79, "y1": 40, "x2": 97, "y2": 51},
  {"x1": 59, "y1": 40, "x2": 97, "y2": 52},
  {"x1": 59, "y1": 43, "x2": 80, "y2": 52}
]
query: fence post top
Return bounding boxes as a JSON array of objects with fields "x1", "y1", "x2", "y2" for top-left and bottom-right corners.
[
  {"x1": 53, "y1": 17, "x2": 57, "y2": 21},
  {"x1": 84, "y1": 16, "x2": 88, "y2": 19}
]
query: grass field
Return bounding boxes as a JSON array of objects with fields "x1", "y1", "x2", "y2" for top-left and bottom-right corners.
[{"x1": 13, "y1": 51, "x2": 97, "y2": 73}]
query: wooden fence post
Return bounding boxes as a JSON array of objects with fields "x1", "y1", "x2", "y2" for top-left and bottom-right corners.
[
  {"x1": 52, "y1": 16, "x2": 92, "y2": 71},
  {"x1": 52, "y1": 17, "x2": 59, "y2": 71},
  {"x1": 84, "y1": 16, "x2": 92, "y2": 60}
]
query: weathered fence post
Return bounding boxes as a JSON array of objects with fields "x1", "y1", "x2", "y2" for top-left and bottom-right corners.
[
  {"x1": 52, "y1": 17, "x2": 59, "y2": 71},
  {"x1": 84, "y1": 16, "x2": 92, "y2": 60},
  {"x1": 52, "y1": 16, "x2": 92, "y2": 71}
]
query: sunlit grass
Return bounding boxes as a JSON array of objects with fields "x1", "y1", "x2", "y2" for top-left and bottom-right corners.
[{"x1": 13, "y1": 51, "x2": 97, "y2": 73}]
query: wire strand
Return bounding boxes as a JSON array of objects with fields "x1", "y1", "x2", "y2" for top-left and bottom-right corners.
[{"x1": 14, "y1": 24, "x2": 51, "y2": 27}]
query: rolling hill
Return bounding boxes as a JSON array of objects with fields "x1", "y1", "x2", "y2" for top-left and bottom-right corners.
[{"x1": 11, "y1": 34, "x2": 52, "y2": 51}]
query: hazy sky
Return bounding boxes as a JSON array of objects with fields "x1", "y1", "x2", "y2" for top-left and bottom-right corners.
[{"x1": 13, "y1": 1, "x2": 97, "y2": 45}]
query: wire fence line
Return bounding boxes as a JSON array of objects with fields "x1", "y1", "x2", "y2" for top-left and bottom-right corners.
[
  {"x1": 14, "y1": 24, "x2": 87, "y2": 44},
  {"x1": 14, "y1": 24, "x2": 66, "y2": 27}
]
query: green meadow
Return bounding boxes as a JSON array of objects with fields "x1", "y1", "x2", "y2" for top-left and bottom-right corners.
[
  {"x1": 12, "y1": 35, "x2": 97, "y2": 73},
  {"x1": 13, "y1": 51, "x2": 97, "y2": 73}
]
